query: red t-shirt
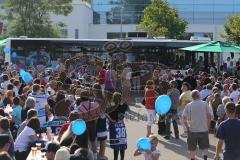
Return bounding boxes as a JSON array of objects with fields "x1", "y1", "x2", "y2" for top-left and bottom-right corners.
[
  {"x1": 144, "y1": 87, "x2": 156, "y2": 110},
  {"x1": 59, "y1": 123, "x2": 70, "y2": 136},
  {"x1": 40, "y1": 79, "x2": 47, "y2": 86},
  {"x1": 99, "y1": 69, "x2": 105, "y2": 85}
]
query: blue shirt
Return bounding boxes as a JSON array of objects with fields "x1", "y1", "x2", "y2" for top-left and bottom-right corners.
[
  {"x1": 200, "y1": 89, "x2": 212, "y2": 100},
  {"x1": 216, "y1": 119, "x2": 240, "y2": 154},
  {"x1": 11, "y1": 105, "x2": 22, "y2": 125}
]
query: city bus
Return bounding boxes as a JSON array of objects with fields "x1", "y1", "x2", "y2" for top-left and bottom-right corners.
[
  {"x1": 2, "y1": 37, "x2": 217, "y2": 90},
  {"x1": 4, "y1": 37, "x2": 207, "y2": 68}
]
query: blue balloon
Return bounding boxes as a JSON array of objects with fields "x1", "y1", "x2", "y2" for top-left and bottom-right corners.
[
  {"x1": 136, "y1": 137, "x2": 151, "y2": 150},
  {"x1": 3, "y1": 48, "x2": 10, "y2": 54},
  {"x1": 20, "y1": 69, "x2": 33, "y2": 84},
  {"x1": 71, "y1": 119, "x2": 86, "y2": 135},
  {"x1": 155, "y1": 95, "x2": 172, "y2": 115}
]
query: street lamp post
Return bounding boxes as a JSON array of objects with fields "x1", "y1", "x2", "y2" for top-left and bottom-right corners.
[{"x1": 120, "y1": 6, "x2": 124, "y2": 38}]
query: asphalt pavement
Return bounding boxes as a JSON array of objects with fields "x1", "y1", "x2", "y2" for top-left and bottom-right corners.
[{"x1": 104, "y1": 103, "x2": 219, "y2": 160}]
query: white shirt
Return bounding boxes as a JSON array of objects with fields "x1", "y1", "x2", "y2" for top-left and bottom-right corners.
[
  {"x1": 29, "y1": 93, "x2": 48, "y2": 126},
  {"x1": 13, "y1": 86, "x2": 19, "y2": 96},
  {"x1": 47, "y1": 86, "x2": 55, "y2": 95},
  {"x1": 230, "y1": 90, "x2": 240, "y2": 104},
  {"x1": 126, "y1": 71, "x2": 131, "y2": 80},
  {"x1": 1, "y1": 80, "x2": 10, "y2": 90},
  {"x1": 14, "y1": 126, "x2": 36, "y2": 152},
  {"x1": 226, "y1": 60, "x2": 231, "y2": 68},
  {"x1": 183, "y1": 100, "x2": 211, "y2": 132}
]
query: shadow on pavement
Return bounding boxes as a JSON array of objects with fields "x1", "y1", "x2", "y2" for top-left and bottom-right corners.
[
  {"x1": 160, "y1": 137, "x2": 216, "y2": 159},
  {"x1": 160, "y1": 138, "x2": 189, "y2": 159}
]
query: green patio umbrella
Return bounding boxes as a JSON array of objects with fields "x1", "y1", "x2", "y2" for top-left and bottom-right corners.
[
  {"x1": 180, "y1": 41, "x2": 240, "y2": 53},
  {"x1": 180, "y1": 41, "x2": 240, "y2": 73}
]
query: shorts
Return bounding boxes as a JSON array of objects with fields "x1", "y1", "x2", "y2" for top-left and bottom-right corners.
[
  {"x1": 96, "y1": 117, "x2": 108, "y2": 141},
  {"x1": 146, "y1": 109, "x2": 156, "y2": 126},
  {"x1": 178, "y1": 108, "x2": 184, "y2": 119},
  {"x1": 187, "y1": 132, "x2": 209, "y2": 151},
  {"x1": 87, "y1": 120, "x2": 97, "y2": 142}
]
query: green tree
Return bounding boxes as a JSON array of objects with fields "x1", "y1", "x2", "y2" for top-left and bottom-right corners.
[
  {"x1": 2, "y1": 0, "x2": 73, "y2": 38},
  {"x1": 139, "y1": 0, "x2": 188, "y2": 39},
  {"x1": 223, "y1": 15, "x2": 240, "y2": 45}
]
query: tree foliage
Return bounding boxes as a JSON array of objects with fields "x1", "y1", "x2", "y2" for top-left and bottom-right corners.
[
  {"x1": 2, "y1": 0, "x2": 73, "y2": 38},
  {"x1": 0, "y1": 33, "x2": 9, "y2": 40},
  {"x1": 139, "y1": 0, "x2": 188, "y2": 39},
  {"x1": 223, "y1": 16, "x2": 240, "y2": 45}
]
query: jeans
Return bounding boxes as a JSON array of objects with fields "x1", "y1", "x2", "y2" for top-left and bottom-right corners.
[{"x1": 165, "y1": 109, "x2": 179, "y2": 136}]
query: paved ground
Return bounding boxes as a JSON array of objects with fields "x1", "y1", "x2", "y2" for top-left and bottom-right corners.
[{"x1": 104, "y1": 103, "x2": 219, "y2": 160}]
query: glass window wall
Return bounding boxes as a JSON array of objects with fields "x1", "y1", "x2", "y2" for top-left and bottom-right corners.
[
  {"x1": 168, "y1": 0, "x2": 240, "y2": 24},
  {"x1": 92, "y1": 0, "x2": 240, "y2": 25},
  {"x1": 92, "y1": 0, "x2": 150, "y2": 24}
]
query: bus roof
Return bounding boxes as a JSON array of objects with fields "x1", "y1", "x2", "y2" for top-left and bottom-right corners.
[
  {"x1": 8, "y1": 37, "x2": 210, "y2": 43},
  {"x1": 7, "y1": 38, "x2": 210, "y2": 48}
]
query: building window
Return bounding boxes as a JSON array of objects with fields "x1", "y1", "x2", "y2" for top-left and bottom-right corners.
[
  {"x1": 93, "y1": 12, "x2": 100, "y2": 24},
  {"x1": 107, "y1": 32, "x2": 147, "y2": 39},
  {"x1": 61, "y1": 29, "x2": 68, "y2": 37},
  {"x1": 128, "y1": 32, "x2": 147, "y2": 38},
  {"x1": 107, "y1": 32, "x2": 127, "y2": 39},
  {"x1": 75, "y1": 29, "x2": 79, "y2": 39},
  {"x1": 203, "y1": 33, "x2": 213, "y2": 40}
]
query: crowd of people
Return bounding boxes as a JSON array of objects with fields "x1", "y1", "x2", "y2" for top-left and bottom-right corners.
[
  {"x1": 0, "y1": 55, "x2": 239, "y2": 160},
  {"x1": 143, "y1": 64, "x2": 240, "y2": 160},
  {"x1": 0, "y1": 60, "x2": 131, "y2": 160}
]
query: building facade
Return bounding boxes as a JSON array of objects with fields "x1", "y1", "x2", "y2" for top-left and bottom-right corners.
[
  {"x1": 169, "y1": 0, "x2": 240, "y2": 40},
  {"x1": 1, "y1": 0, "x2": 240, "y2": 40},
  {"x1": 84, "y1": 0, "x2": 240, "y2": 40}
]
